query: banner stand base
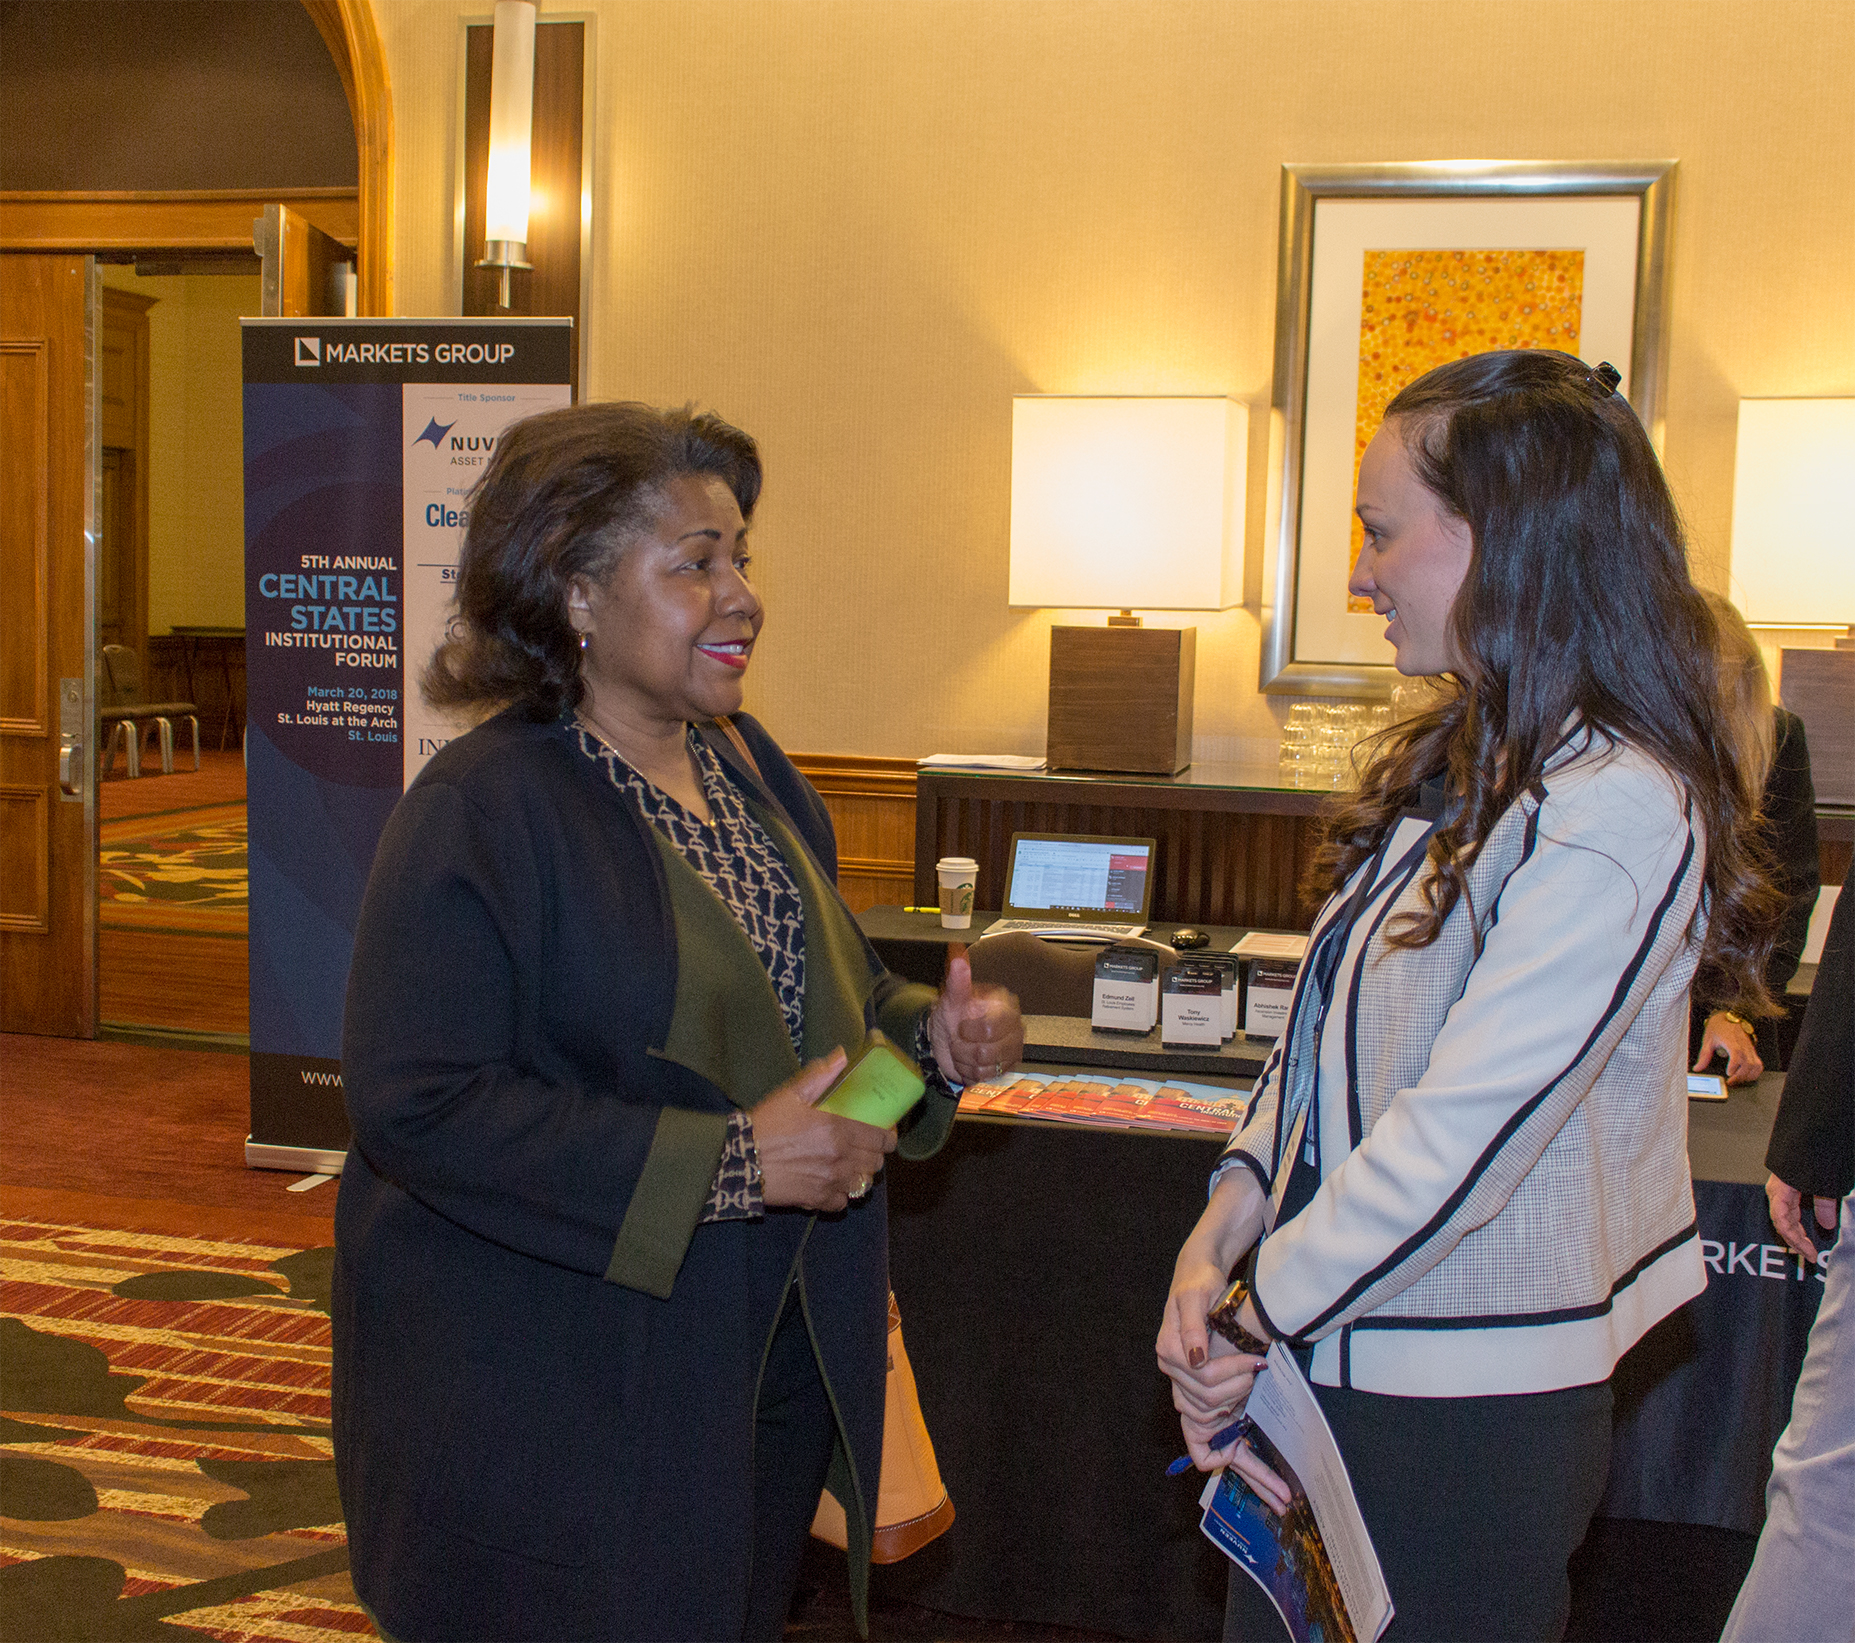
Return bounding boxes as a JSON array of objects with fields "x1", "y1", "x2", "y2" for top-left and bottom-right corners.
[{"x1": 245, "y1": 1139, "x2": 348, "y2": 1175}]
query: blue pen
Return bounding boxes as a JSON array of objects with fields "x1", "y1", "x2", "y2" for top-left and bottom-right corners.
[{"x1": 1166, "y1": 1413, "x2": 1252, "y2": 1476}]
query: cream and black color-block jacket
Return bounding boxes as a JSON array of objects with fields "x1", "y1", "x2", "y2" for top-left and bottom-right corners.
[{"x1": 1223, "y1": 728, "x2": 1709, "y2": 1397}]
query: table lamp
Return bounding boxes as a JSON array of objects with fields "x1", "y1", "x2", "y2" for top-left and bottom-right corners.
[
  {"x1": 1009, "y1": 397, "x2": 1246, "y2": 774},
  {"x1": 1729, "y1": 397, "x2": 1855, "y2": 804}
]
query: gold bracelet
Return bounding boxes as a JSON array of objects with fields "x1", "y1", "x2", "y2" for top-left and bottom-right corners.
[{"x1": 1719, "y1": 1009, "x2": 1756, "y2": 1034}]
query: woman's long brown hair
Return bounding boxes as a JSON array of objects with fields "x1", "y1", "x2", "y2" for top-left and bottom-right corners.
[{"x1": 1314, "y1": 351, "x2": 1782, "y2": 1014}]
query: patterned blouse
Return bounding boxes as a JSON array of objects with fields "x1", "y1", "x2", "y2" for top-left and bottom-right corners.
[
  {"x1": 577, "y1": 723, "x2": 808, "y2": 1220},
  {"x1": 577, "y1": 722, "x2": 949, "y2": 1221}
]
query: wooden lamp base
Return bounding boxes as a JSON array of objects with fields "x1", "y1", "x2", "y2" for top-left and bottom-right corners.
[{"x1": 1046, "y1": 625, "x2": 1195, "y2": 774}]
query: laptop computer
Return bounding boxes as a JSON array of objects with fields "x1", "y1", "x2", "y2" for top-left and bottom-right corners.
[{"x1": 979, "y1": 832, "x2": 1158, "y2": 942}]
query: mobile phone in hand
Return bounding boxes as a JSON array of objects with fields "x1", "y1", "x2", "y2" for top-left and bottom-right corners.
[{"x1": 817, "y1": 1031, "x2": 928, "y2": 1128}]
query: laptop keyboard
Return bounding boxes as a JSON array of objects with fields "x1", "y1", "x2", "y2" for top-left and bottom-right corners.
[{"x1": 982, "y1": 918, "x2": 1148, "y2": 942}]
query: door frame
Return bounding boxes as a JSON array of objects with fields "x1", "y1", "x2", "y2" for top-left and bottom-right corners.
[
  {"x1": 99, "y1": 284, "x2": 154, "y2": 660},
  {"x1": 0, "y1": 0, "x2": 393, "y2": 313}
]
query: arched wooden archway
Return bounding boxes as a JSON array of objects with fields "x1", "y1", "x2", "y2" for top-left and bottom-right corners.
[
  {"x1": 0, "y1": 0, "x2": 393, "y2": 314},
  {"x1": 300, "y1": 0, "x2": 394, "y2": 315}
]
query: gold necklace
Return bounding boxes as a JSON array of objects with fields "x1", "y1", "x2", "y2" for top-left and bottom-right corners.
[{"x1": 576, "y1": 712, "x2": 710, "y2": 821}]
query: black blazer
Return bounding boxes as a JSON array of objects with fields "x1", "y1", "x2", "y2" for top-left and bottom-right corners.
[
  {"x1": 1767, "y1": 881, "x2": 1853, "y2": 1201},
  {"x1": 1692, "y1": 709, "x2": 1821, "y2": 1065},
  {"x1": 332, "y1": 708, "x2": 945, "y2": 1641}
]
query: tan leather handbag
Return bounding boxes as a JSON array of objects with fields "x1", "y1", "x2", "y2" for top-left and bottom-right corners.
[{"x1": 811, "y1": 1292, "x2": 955, "y2": 1562}]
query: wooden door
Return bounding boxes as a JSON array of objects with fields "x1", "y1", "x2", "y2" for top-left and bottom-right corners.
[
  {"x1": 256, "y1": 203, "x2": 352, "y2": 318},
  {"x1": 1, "y1": 254, "x2": 97, "y2": 1036}
]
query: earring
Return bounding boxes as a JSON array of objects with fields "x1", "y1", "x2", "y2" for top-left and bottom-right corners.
[{"x1": 578, "y1": 632, "x2": 589, "y2": 651}]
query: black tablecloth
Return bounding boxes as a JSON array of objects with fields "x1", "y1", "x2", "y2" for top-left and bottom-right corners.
[
  {"x1": 882, "y1": 1073, "x2": 1823, "y2": 1639},
  {"x1": 886, "y1": 1117, "x2": 1229, "y2": 1639},
  {"x1": 1603, "y1": 1073, "x2": 1830, "y2": 1534}
]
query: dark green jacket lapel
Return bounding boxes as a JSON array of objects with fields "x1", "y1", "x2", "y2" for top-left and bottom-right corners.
[{"x1": 651, "y1": 798, "x2": 882, "y2": 1105}]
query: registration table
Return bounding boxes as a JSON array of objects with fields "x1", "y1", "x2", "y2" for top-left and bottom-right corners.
[{"x1": 878, "y1": 1068, "x2": 1824, "y2": 1640}]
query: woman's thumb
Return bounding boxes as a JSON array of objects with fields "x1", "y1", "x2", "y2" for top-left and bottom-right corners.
[
  {"x1": 943, "y1": 949, "x2": 974, "y2": 1005},
  {"x1": 797, "y1": 1046, "x2": 848, "y2": 1105}
]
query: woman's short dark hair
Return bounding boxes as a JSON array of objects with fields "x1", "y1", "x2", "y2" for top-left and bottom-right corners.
[
  {"x1": 422, "y1": 401, "x2": 761, "y2": 720},
  {"x1": 1317, "y1": 349, "x2": 1780, "y2": 1013}
]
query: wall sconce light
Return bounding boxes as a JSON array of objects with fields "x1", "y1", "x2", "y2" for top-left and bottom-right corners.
[
  {"x1": 461, "y1": 4, "x2": 591, "y2": 391},
  {"x1": 1729, "y1": 396, "x2": 1855, "y2": 804},
  {"x1": 1009, "y1": 396, "x2": 1247, "y2": 774},
  {"x1": 477, "y1": 1, "x2": 536, "y2": 309}
]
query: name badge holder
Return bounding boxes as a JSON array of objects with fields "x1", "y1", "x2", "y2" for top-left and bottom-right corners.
[
  {"x1": 1092, "y1": 944, "x2": 1159, "y2": 1033},
  {"x1": 1162, "y1": 962, "x2": 1224, "y2": 1049}
]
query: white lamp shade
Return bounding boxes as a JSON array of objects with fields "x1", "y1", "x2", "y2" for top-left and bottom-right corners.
[
  {"x1": 1009, "y1": 397, "x2": 1246, "y2": 611},
  {"x1": 485, "y1": 0, "x2": 537, "y2": 246},
  {"x1": 1729, "y1": 398, "x2": 1855, "y2": 625}
]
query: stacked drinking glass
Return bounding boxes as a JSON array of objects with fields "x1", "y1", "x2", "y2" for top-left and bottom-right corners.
[{"x1": 1276, "y1": 701, "x2": 1395, "y2": 788}]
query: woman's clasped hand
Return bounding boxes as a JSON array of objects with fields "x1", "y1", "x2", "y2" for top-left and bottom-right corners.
[
  {"x1": 749, "y1": 1048, "x2": 892, "y2": 1212},
  {"x1": 1154, "y1": 1172, "x2": 1291, "y2": 1513}
]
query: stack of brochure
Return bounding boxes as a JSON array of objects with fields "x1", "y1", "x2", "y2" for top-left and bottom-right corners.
[{"x1": 958, "y1": 1070, "x2": 1245, "y2": 1135}]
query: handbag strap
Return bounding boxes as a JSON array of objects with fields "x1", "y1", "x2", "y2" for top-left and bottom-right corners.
[{"x1": 713, "y1": 714, "x2": 765, "y2": 783}]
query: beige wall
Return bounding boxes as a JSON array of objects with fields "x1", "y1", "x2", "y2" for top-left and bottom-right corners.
[
  {"x1": 100, "y1": 266, "x2": 259, "y2": 633},
  {"x1": 377, "y1": 0, "x2": 1855, "y2": 759}
]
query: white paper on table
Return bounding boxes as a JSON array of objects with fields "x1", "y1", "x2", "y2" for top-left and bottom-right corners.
[
  {"x1": 915, "y1": 753, "x2": 1048, "y2": 771},
  {"x1": 1230, "y1": 931, "x2": 1311, "y2": 961}
]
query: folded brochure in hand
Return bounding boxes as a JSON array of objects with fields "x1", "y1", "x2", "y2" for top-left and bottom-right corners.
[
  {"x1": 1197, "y1": 1342, "x2": 1392, "y2": 1643},
  {"x1": 817, "y1": 1030, "x2": 928, "y2": 1128}
]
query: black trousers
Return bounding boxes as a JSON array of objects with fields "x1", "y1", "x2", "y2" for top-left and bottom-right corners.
[
  {"x1": 743, "y1": 1289, "x2": 839, "y2": 1641},
  {"x1": 1224, "y1": 1380, "x2": 1613, "y2": 1643}
]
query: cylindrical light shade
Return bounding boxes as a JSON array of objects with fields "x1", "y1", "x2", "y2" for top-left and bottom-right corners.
[
  {"x1": 1009, "y1": 397, "x2": 1246, "y2": 610},
  {"x1": 1730, "y1": 398, "x2": 1855, "y2": 625},
  {"x1": 484, "y1": 0, "x2": 537, "y2": 246}
]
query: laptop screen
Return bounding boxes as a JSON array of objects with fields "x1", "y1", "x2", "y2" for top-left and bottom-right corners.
[{"x1": 1004, "y1": 834, "x2": 1154, "y2": 918}]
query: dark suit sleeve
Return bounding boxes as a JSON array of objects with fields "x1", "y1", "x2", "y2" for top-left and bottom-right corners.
[
  {"x1": 1762, "y1": 709, "x2": 1821, "y2": 994},
  {"x1": 342, "y1": 781, "x2": 727, "y2": 1294},
  {"x1": 1765, "y1": 881, "x2": 1854, "y2": 1199}
]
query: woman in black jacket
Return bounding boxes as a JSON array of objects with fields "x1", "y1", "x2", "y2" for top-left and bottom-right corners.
[
  {"x1": 332, "y1": 402, "x2": 1020, "y2": 1641},
  {"x1": 1690, "y1": 595, "x2": 1820, "y2": 1082}
]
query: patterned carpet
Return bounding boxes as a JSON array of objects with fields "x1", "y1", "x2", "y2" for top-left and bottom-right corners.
[
  {"x1": 0, "y1": 1208, "x2": 368, "y2": 1641},
  {"x1": 99, "y1": 806, "x2": 248, "y2": 937}
]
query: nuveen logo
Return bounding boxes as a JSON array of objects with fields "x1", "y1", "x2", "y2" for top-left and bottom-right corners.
[{"x1": 295, "y1": 336, "x2": 321, "y2": 366}]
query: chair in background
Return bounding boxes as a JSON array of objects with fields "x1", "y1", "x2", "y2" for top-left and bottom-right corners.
[
  {"x1": 100, "y1": 644, "x2": 200, "y2": 778},
  {"x1": 967, "y1": 931, "x2": 1182, "y2": 1018}
]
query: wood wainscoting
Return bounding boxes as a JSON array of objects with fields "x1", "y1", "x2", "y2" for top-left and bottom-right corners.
[{"x1": 789, "y1": 754, "x2": 917, "y2": 915}]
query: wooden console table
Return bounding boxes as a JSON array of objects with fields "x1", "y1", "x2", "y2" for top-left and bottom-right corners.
[
  {"x1": 912, "y1": 762, "x2": 1332, "y2": 931},
  {"x1": 913, "y1": 766, "x2": 1854, "y2": 934}
]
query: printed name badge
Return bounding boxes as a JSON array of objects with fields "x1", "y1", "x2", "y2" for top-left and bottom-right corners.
[
  {"x1": 1162, "y1": 967, "x2": 1224, "y2": 1048},
  {"x1": 1243, "y1": 960, "x2": 1296, "y2": 1039},
  {"x1": 1093, "y1": 946, "x2": 1158, "y2": 1033}
]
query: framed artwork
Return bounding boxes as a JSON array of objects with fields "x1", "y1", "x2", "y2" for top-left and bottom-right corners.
[{"x1": 1258, "y1": 160, "x2": 1676, "y2": 696}]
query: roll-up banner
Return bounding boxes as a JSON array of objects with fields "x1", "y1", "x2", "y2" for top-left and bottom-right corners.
[{"x1": 241, "y1": 318, "x2": 573, "y2": 1171}]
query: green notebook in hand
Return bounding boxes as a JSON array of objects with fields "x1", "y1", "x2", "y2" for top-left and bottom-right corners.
[{"x1": 817, "y1": 1031, "x2": 928, "y2": 1128}]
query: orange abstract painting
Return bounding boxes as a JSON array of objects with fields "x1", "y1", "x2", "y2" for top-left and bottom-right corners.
[{"x1": 1347, "y1": 249, "x2": 1584, "y2": 609}]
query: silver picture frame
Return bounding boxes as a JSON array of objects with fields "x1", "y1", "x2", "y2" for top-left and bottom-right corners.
[{"x1": 1259, "y1": 160, "x2": 1677, "y2": 697}]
